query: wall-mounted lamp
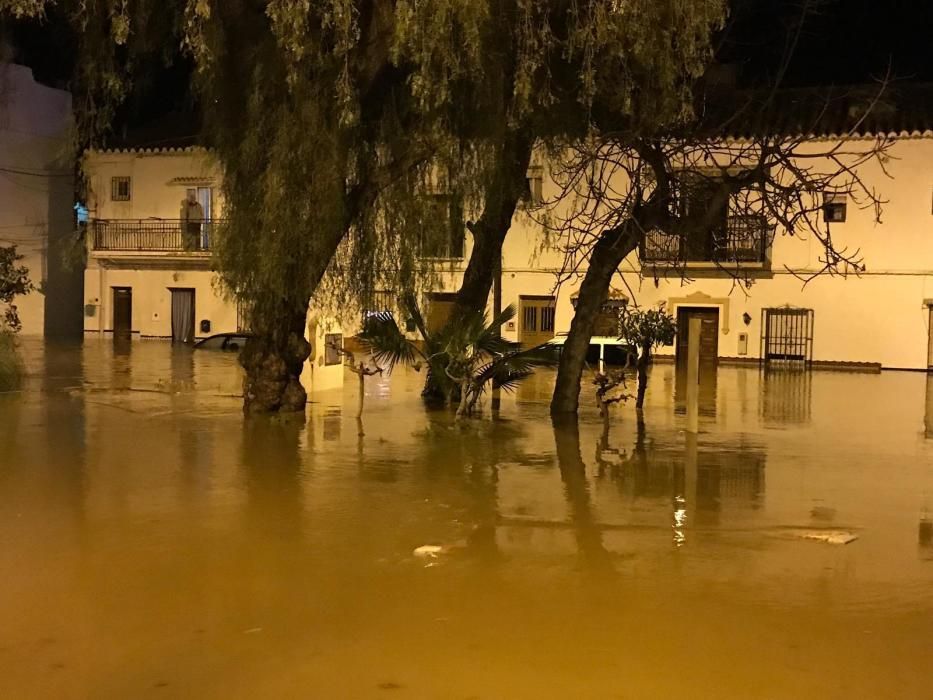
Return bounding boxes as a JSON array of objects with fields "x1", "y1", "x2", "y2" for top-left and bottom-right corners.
[{"x1": 742, "y1": 312, "x2": 752, "y2": 326}]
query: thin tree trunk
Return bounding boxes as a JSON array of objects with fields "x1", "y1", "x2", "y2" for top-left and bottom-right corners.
[
  {"x1": 550, "y1": 225, "x2": 638, "y2": 417},
  {"x1": 357, "y1": 370, "x2": 366, "y2": 418},
  {"x1": 455, "y1": 378, "x2": 471, "y2": 422},
  {"x1": 635, "y1": 342, "x2": 650, "y2": 409}
]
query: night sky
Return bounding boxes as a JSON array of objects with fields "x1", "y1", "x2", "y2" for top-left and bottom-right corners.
[{"x1": 3, "y1": 0, "x2": 932, "y2": 135}]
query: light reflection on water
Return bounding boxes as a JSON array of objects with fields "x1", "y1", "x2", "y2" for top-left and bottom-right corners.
[{"x1": 1, "y1": 337, "x2": 932, "y2": 698}]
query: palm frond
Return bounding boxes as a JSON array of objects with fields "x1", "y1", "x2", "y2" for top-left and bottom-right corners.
[
  {"x1": 492, "y1": 368, "x2": 535, "y2": 393},
  {"x1": 472, "y1": 342, "x2": 560, "y2": 392},
  {"x1": 357, "y1": 312, "x2": 421, "y2": 372},
  {"x1": 474, "y1": 304, "x2": 518, "y2": 355}
]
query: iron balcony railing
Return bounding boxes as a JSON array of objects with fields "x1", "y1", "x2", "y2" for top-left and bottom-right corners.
[
  {"x1": 640, "y1": 215, "x2": 772, "y2": 264},
  {"x1": 90, "y1": 219, "x2": 222, "y2": 252}
]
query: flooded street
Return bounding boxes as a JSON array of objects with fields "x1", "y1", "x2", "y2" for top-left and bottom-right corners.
[{"x1": 1, "y1": 338, "x2": 932, "y2": 698}]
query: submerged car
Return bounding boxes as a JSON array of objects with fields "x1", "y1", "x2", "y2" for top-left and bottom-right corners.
[{"x1": 193, "y1": 332, "x2": 252, "y2": 352}]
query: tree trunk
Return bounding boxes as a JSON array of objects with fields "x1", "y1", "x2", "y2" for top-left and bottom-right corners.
[
  {"x1": 635, "y1": 342, "x2": 651, "y2": 409},
  {"x1": 240, "y1": 302, "x2": 311, "y2": 415},
  {"x1": 422, "y1": 130, "x2": 532, "y2": 402},
  {"x1": 357, "y1": 370, "x2": 366, "y2": 419},
  {"x1": 455, "y1": 378, "x2": 471, "y2": 423},
  {"x1": 452, "y1": 131, "x2": 534, "y2": 319},
  {"x1": 550, "y1": 225, "x2": 639, "y2": 417}
]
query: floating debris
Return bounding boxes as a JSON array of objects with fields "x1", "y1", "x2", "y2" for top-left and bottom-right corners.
[{"x1": 793, "y1": 530, "x2": 858, "y2": 545}]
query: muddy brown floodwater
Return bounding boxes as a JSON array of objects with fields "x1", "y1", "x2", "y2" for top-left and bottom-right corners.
[{"x1": 1, "y1": 338, "x2": 932, "y2": 698}]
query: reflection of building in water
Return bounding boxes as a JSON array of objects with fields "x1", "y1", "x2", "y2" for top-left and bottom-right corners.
[
  {"x1": 694, "y1": 443, "x2": 766, "y2": 525},
  {"x1": 615, "y1": 436, "x2": 766, "y2": 529},
  {"x1": 322, "y1": 409, "x2": 342, "y2": 442},
  {"x1": 674, "y1": 364, "x2": 718, "y2": 416},
  {"x1": 760, "y1": 367, "x2": 812, "y2": 424}
]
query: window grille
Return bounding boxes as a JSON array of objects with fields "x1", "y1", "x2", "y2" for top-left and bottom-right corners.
[
  {"x1": 541, "y1": 305, "x2": 555, "y2": 332},
  {"x1": 760, "y1": 307, "x2": 814, "y2": 367},
  {"x1": 111, "y1": 177, "x2": 131, "y2": 202},
  {"x1": 523, "y1": 306, "x2": 538, "y2": 332}
]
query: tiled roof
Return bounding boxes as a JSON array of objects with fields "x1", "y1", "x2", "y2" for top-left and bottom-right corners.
[{"x1": 700, "y1": 83, "x2": 933, "y2": 140}]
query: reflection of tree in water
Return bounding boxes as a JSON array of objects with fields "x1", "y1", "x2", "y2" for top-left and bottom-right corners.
[
  {"x1": 552, "y1": 418, "x2": 614, "y2": 572},
  {"x1": 408, "y1": 418, "x2": 553, "y2": 561},
  {"x1": 241, "y1": 418, "x2": 306, "y2": 539}
]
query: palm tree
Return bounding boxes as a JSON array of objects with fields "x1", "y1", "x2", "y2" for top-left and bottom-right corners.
[{"x1": 358, "y1": 303, "x2": 557, "y2": 422}]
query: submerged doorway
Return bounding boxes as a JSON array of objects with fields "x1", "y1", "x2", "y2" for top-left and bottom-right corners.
[
  {"x1": 112, "y1": 287, "x2": 132, "y2": 336},
  {"x1": 675, "y1": 306, "x2": 720, "y2": 415},
  {"x1": 171, "y1": 288, "x2": 196, "y2": 344},
  {"x1": 676, "y1": 307, "x2": 720, "y2": 369}
]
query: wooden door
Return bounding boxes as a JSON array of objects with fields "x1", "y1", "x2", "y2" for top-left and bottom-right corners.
[
  {"x1": 519, "y1": 295, "x2": 556, "y2": 347},
  {"x1": 112, "y1": 287, "x2": 132, "y2": 335},
  {"x1": 676, "y1": 307, "x2": 719, "y2": 368}
]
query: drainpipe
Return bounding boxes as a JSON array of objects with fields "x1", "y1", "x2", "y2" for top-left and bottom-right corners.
[{"x1": 99, "y1": 265, "x2": 106, "y2": 336}]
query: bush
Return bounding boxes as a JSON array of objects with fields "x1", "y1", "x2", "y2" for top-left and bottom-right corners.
[{"x1": 0, "y1": 331, "x2": 23, "y2": 392}]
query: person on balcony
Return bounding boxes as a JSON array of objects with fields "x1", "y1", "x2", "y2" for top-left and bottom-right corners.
[{"x1": 180, "y1": 192, "x2": 204, "y2": 251}]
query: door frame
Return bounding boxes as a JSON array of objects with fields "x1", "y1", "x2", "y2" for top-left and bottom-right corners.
[
  {"x1": 112, "y1": 286, "x2": 132, "y2": 334},
  {"x1": 675, "y1": 306, "x2": 720, "y2": 366},
  {"x1": 169, "y1": 287, "x2": 197, "y2": 344}
]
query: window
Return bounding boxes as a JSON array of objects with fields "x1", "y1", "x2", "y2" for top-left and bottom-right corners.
[
  {"x1": 111, "y1": 177, "x2": 131, "y2": 202},
  {"x1": 572, "y1": 295, "x2": 627, "y2": 337},
  {"x1": 523, "y1": 305, "x2": 538, "y2": 332},
  {"x1": 324, "y1": 333, "x2": 344, "y2": 366},
  {"x1": 541, "y1": 305, "x2": 555, "y2": 332},
  {"x1": 525, "y1": 166, "x2": 544, "y2": 206},
  {"x1": 762, "y1": 307, "x2": 814, "y2": 366},
  {"x1": 363, "y1": 290, "x2": 395, "y2": 320},
  {"x1": 519, "y1": 295, "x2": 557, "y2": 346},
  {"x1": 823, "y1": 192, "x2": 847, "y2": 222},
  {"x1": 421, "y1": 195, "x2": 465, "y2": 259}
]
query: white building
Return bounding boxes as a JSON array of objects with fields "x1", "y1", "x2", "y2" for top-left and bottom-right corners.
[
  {"x1": 82, "y1": 146, "x2": 237, "y2": 342},
  {"x1": 82, "y1": 146, "x2": 345, "y2": 392},
  {"x1": 0, "y1": 62, "x2": 81, "y2": 337},
  {"x1": 414, "y1": 133, "x2": 933, "y2": 373},
  {"x1": 84, "y1": 124, "x2": 933, "y2": 382}
]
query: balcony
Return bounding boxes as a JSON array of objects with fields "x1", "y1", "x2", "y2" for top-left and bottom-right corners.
[
  {"x1": 90, "y1": 219, "x2": 220, "y2": 252},
  {"x1": 640, "y1": 215, "x2": 772, "y2": 265}
]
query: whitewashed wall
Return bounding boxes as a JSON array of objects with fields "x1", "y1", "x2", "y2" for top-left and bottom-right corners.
[{"x1": 0, "y1": 63, "x2": 77, "y2": 336}]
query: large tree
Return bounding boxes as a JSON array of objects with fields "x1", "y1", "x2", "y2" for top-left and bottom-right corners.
[
  {"x1": 3, "y1": 0, "x2": 731, "y2": 415},
  {"x1": 542, "y1": 87, "x2": 891, "y2": 415}
]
